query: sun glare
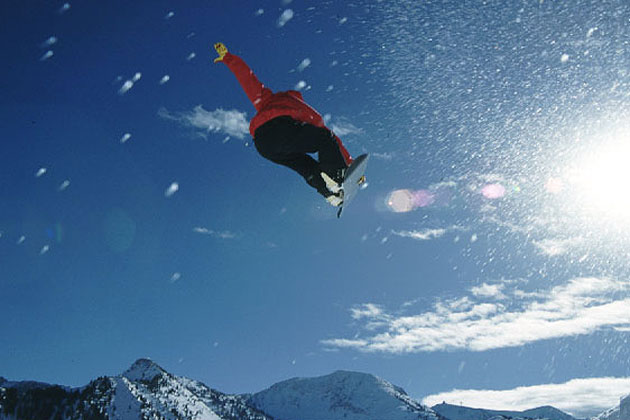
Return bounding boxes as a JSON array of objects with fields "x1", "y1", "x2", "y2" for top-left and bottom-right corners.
[{"x1": 564, "y1": 133, "x2": 630, "y2": 226}]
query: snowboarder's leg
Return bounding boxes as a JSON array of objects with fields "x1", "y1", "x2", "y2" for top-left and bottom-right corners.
[
  {"x1": 254, "y1": 117, "x2": 332, "y2": 197},
  {"x1": 291, "y1": 123, "x2": 348, "y2": 181}
]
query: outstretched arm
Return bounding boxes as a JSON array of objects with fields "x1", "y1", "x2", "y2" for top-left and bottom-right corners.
[{"x1": 213, "y1": 43, "x2": 271, "y2": 111}]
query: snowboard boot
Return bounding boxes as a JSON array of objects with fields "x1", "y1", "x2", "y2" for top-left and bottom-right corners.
[
  {"x1": 325, "y1": 193, "x2": 343, "y2": 207},
  {"x1": 320, "y1": 168, "x2": 345, "y2": 194}
]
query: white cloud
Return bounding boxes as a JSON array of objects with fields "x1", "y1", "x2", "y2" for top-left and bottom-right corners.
[
  {"x1": 277, "y1": 9, "x2": 294, "y2": 27},
  {"x1": 322, "y1": 277, "x2": 630, "y2": 353},
  {"x1": 35, "y1": 167, "x2": 47, "y2": 177},
  {"x1": 330, "y1": 120, "x2": 363, "y2": 136},
  {"x1": 193, "y1": 227, "x2": 237, "y2": 239},
  {"x1": 120, "y1": 133, "x2": 131, "y2": 144},
  {"x1": 159, "y1": 106, "x2": 249, "y2": 140},
  {"x1": 392, "y1": 228, "x2": 447, "y2": 241},
  {"x1": 371, "y1": 152, "x2": 394, "y2": 160},
  {"x1": 422, "y1": 377, "x2": 630, "y2": 418},
  {"x1": 351, "y1": 303, "x2": 386, "y2": 320},
  {"x1": 533, "y1": 237, "x2": 585, "y2": 256},
  {"x1": 470, "y1": 283, "x2": 506, "y2": 299},
  {"x1": 159, "y1": 75, "x2": 170, "y2": 85}
]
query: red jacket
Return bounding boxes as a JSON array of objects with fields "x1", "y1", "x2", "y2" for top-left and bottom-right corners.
[{"x1": 222, "y1": 52, "x2": 352, "y2": 165}]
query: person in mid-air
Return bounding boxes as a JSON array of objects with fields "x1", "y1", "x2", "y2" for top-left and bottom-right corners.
[{"x1": 213, "y1": 42, "x2": 353, "y2": 207}]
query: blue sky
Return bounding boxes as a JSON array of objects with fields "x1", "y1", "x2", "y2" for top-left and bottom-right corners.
[{"x1": 2, "y1": 0, "x2": 630, "y2": 417}]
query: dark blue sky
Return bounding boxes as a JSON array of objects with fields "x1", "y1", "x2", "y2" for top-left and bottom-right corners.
[{"x1": 2, "y1": 1, "x2": 630, "y2": 417}]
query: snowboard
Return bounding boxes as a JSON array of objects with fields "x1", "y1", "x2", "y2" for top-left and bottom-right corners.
[{"x1": 337, "y1": 153, "x2": 369, "y2": 218}]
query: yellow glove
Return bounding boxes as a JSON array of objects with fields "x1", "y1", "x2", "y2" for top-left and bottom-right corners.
[{"x1": 213, "y1": 42, "x2": 228, "y2": 63}]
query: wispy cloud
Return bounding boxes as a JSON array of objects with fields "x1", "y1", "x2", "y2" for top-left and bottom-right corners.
[
  {"x1": 392, "y1": 228, "x2": 448, "y2": 241},
  {"x1": 422, "y1": 377, "x2": 630, "y2": 418},
  {"x1": 159, "y1": 106, "x2": 249, "y2": 140},
  {"x1": 193, "y1": 227, "x2": 238, "y2": 239},
  {"x1": 533, "y1": 237, "x2": 585, "y2": 256},
  {"x1": 330, "y1": 121, "x2": 362, "y2": 137},
  {"x1": 470, "y1": 283, "x2": 506, "y2": 299},
  {"x1": 322, "y1": 277, "x2": 630, "y2": 353}
]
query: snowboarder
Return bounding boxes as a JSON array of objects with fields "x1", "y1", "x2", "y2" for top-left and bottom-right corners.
[{"x1": 213, "y1": 42, "x2": 353, "y2": 207}]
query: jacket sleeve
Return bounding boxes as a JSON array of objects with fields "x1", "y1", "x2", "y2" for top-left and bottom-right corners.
[{"x1": 222, "y1": 52, "x2": 272, "y2": 111}]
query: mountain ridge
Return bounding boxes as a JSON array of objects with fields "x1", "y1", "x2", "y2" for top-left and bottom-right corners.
[
  {"x1": 0, "y1": 359, "x2": 590, "y2": 420},
  {"x1": 432, "y1": 402, "x2": 578, "y2": 420}
]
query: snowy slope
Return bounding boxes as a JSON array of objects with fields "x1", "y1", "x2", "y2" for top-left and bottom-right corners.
[
  {"x1": 0, "y1": 359, "x2": 271, "y2": 420},
  {"x1": 594, "y1": 393, "x2": 630, "y2": 420},
  {"x1": 432, "y1": 402, "x2": 576, "y2": 420},
  {"x1": 249, "y1": 370, "x2": 442, "y2": 420}
]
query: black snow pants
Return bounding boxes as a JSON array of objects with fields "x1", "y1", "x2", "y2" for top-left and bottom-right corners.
[{"x1": 253, "y1": 116, "x2": 347, "y2": 197}]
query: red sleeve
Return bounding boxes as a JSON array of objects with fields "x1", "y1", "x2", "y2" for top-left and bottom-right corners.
[{"x1": 222, "y1": 52, "x2": 272, "y2": 111}]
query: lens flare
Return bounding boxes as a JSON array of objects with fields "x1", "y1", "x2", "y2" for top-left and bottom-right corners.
[
  {"x1": 387, "y1": 189, "x2": 415, "y2": 213},
  {"x1": 386, "y1": 189, "x2": 435, "y2": 213},
  {"x1": 545, "y1": 177, "x2": 564, "y2": 194},
  {"x1": 481, "y1": 183, "x2": 506, "y2": 199}
]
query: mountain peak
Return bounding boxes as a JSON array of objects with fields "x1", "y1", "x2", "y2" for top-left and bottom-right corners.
[
  {"x1": 250, "y1": 369, "x2": 437, "y2": 420},
  {"x1": 122, "y1": 358, "x2": 166, "y2": 382}
]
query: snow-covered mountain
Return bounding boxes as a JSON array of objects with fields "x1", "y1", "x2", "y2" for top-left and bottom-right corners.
[
  {"x1": 432, "y1": 402, "x2": 577, "y2": 420},
  {"x1": 0, "y1": 361, "x2": 582, "y2": 420},
  {"x1": 594, "y1": 393, "x2": 630, "y2": 420},
  {"x1": 0, "y1": 359, "x2": 271, "y2": 420},
  {"x1": 248, "y1": 370, "x2": 443, "y2": 420}
]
